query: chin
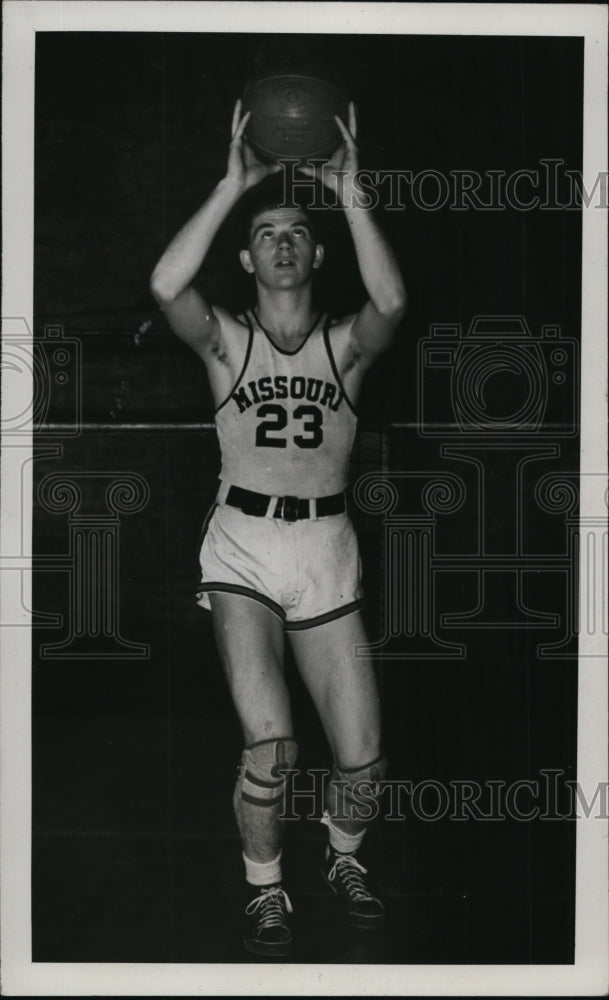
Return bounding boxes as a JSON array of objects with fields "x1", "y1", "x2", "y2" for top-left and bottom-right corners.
[{"x1": 268, "y1": 270, "x2": 308, "y2": 288}]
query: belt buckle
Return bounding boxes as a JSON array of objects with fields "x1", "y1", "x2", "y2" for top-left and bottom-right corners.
[{"x1": 281, "y1": 495, "x2": 299, "y2": 522}]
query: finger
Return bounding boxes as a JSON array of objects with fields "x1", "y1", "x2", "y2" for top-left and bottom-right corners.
[
  {"x1": 323, "y1": 149, "x2": 342, "y2": 171},
  {"x1": 348, "y1": 101, "x2": 357, "y2": 139},
  {"x1": 303, "y1": 159, "x2": 326, "y2": 175},
  {"x1": 242, "y1": 139, "x2": 258, "y2": 165},
  {"x1": 334, "y1": 115, "x2": 355, "y2": 148},
  {"x1": 243, "y1": 139, "x2": 271, "y2": 171},
  {"x1": 300, "y1": 160, "x2": 327, "y2": 180},
  {"x1": 231, "y1": 100, "x2": 242, "y2": 138},
  {"x1": 232, "y1": 110, "x2": 251, "y2": 143}
]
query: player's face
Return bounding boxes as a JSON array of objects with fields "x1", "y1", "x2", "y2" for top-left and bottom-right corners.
[{"x1": 240, "y1": 208, "x2": 324, "y2": 288}]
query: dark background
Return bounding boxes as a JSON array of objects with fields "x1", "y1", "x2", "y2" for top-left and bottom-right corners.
[{"x1": 33, "y1": 32, "x2": 581, "y2": 963}]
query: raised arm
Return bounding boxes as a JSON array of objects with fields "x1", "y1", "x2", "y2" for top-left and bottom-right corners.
[
  {"x1": 150, "y1": 102, "x2": 279, "y2": 359},
  {"x1": 302, "y1": 105, "x2": 407, "y2": 365}
]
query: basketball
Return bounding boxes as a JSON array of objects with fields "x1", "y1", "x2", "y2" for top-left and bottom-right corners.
[{"x1": 242, "y1": 74, "x2": 349, "y2": 163}]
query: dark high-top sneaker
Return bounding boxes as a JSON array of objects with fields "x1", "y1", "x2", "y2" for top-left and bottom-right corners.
[
  {"x1": 243, "y1": 883, "x2": 294, "y2": 957},
  {"x1": 322, "y1": 846, "x2": 385, "y2": 929}
]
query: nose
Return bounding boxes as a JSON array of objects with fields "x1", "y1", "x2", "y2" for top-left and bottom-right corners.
[{"x1": 277, "y1": 231, "x2": 293, "y2": 249}]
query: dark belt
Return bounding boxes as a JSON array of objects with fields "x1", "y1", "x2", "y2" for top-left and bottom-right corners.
[{"x1": 224, "y1": 484, "x2": 346, "y2": 522}]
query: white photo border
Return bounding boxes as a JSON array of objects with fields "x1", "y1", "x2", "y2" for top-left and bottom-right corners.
[{"x1": 1, "y1": 2, "x2": 607, "y2": 995}]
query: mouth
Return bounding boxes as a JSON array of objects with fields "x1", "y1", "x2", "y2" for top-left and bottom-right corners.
[{"x1": 274, "y1": 257, "x2": 296, "y2": 268}]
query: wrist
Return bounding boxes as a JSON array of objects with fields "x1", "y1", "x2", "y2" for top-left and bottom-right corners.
[
  {"x1": 336, "y1": 173, "x2": 361, "y2": 209},
  {"x1": 217, "y1": 174, "x2": 247, "y2": 202}
]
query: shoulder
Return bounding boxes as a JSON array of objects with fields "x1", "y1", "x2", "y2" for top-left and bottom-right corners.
[
  {"x1": 326, "y1": 313, "x2": 357, "y2": 335},
  {"x1": 214, "y1": 305, "x2": 251, "y2": 335},
  {"x1": 323, "y1": 312, "x2": 357, "y2": 345}
]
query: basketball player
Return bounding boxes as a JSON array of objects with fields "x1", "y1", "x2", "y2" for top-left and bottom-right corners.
[{"x1": 150, "y1": 101, "x2": 406, "y2": 956}]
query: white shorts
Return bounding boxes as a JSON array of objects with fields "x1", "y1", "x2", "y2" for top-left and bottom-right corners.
[{"x1": 196, "y1": 501, "x2": 363, "y2": 630}]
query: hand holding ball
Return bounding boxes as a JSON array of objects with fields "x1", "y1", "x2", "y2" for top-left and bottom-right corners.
[{"x1": 242, "y1": 75, "x2": 349, "y2": 164}]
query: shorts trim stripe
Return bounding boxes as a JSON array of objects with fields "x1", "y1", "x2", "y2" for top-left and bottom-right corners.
[
  {"x1": 195, "y1": 582, "x2": 286, "y2": 623},
  {"x1": 284, "y1": 599, "x2": 365, "y2": 632},
  {"x1": 195, "y1": 502, "x2": 218, "y2": 555}
]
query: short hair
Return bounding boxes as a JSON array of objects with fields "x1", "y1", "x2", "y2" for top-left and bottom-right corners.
[{"x1": 239, "y1": 176, "x2": 319, "y2": 248}]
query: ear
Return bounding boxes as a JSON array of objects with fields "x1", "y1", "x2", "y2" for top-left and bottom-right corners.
[
  {"x1": 312, "y1": 243, "x2": 325, "y2": 270},
  {"x1": 239, "y1": 249, "x2": 255, "y2": 274}
]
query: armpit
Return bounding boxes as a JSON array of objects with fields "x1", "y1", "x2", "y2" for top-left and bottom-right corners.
[
  {"x1": 329, "y1": 314, "x2": 362, "y2": 374},
  {"x1": 209, "y1": 309, "x2": 251, "y2": 371},
  {"x1": 343, "y1": 343, "x2": 362, "y2": 374},
  {"x1": 209, "y1": 335, "x2": 229, "y2": 366}
]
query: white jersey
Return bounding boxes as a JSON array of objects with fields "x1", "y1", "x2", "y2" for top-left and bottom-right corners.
[{"x1": 215, "y1": 310, "x2": 357, "y2": 497}]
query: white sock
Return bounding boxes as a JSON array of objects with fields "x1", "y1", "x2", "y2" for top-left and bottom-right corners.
[
  {"x1": 321, "y1": 810, "x2": 366, "y2": 854},
  {"x1": 243, "y1": 851, "x2": 282, "y2": 887}
]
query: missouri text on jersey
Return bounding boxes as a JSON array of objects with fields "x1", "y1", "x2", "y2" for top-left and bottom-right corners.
[{"x1": 231, "y1": 375, "x2": 346, "y2": 414}]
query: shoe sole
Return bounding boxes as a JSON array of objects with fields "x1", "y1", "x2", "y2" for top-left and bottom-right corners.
[
  {"x1": 321, "y1": 866, "x2": 386, "y2": 930},
  {"x1": 243, "y1": 937, "x2": 294, "y2": 958}
]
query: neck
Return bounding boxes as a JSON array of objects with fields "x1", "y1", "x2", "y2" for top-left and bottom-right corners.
[{"x1": 255, "y1": 286, "x2": 316, "y2": 343}]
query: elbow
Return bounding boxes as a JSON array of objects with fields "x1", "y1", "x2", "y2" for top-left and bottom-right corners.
[
  {"x1": 150, "y1": 268, "x2": 178, "y2": 306},
  {"x1": 381, "y1": 285, "x2": 408, "y2": 322}
]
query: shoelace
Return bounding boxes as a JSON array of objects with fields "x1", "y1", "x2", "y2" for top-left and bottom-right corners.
[
  {"x1": 327, "y1": 853, "x2": 375, "y2": 902},
  {"x1": 245, "y1": 885, "x2": 293, "y2": 930}
]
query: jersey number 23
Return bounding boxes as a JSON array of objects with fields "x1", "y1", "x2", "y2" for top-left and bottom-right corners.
[{"x1": 255, "y1": 403, "x2": 323, "y2": 449}]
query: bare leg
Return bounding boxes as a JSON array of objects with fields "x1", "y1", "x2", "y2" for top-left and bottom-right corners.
[
  {"x1": 289, "y1": 610, "x2": 385, "y2": 926},
  {"x1": 288, "y1": 610, "x2": 383, "y2": 838},
  {"x1": 210, "y1": 593, "x2": 293, "y2": 863},
  {"x1": 210, "y1": 592, "x2": 297, "y2": 953}
]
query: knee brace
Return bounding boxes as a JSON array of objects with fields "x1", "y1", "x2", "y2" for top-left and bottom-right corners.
[
  {"x1": 326, "y1": 754, "x2": 388, "y2": 823},
  {"x1": 236, "y1": 737, "x2": 298, "y2": 809}
]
